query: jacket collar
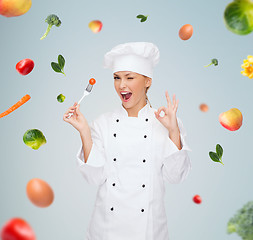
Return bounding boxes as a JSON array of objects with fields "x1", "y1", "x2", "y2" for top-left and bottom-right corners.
[{"x1": 118, "y1": 102, "x2": 152, "y2": 118}]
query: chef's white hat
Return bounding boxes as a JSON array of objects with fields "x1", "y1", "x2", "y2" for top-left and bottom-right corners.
[{"x1": 103, "y1": 42, "x2": 160, "y2": 78}]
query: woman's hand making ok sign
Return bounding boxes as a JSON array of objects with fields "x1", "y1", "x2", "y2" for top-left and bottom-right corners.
[{"x1": 155, "y1": 90, "x2": 179, "y2": 132}]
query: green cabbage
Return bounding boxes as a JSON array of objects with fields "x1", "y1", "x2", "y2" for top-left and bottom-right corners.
[
  {"x1": 57, "y1": 94, "x2": 65, "y2": 103},
  {"x1": 224, "y1": 0, "x2": 253, "y2": 35},
  {"x1": 23, "y1": 129, "x2": 47, "y2": 150}
]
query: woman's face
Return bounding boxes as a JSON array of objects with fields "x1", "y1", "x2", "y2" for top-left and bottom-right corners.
[{"x1": 114, "y1": 71, "x2": 151, "y2": 108}]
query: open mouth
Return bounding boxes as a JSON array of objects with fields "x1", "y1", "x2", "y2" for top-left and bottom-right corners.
[{"x1": 121, "y1": 92, "x2": 132, "y2": 101}]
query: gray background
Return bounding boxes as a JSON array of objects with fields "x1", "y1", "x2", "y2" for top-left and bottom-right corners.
[{"x1": 0, "y1": 0, "x2": 252, "y2": 239}]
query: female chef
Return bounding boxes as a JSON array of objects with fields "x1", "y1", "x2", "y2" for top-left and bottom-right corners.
[{"x1": 63, "y1": 42, "x2": 192, "y2": 240}]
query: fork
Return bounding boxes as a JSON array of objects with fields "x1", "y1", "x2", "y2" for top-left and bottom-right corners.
[{"x1": 67, "y1": 82, "x2": 94, "y2": 119}]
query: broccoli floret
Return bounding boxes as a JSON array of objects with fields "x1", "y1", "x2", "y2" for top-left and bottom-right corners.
[
  {"x1": 227, "y1": 201, "x2": 253, "y2": 240},
  {"x1": 40, "y1": 14, "x2": 61, "y2": 40},
  {"x1": 204, "y1": 58, "x2": 218, "y2": 67}
]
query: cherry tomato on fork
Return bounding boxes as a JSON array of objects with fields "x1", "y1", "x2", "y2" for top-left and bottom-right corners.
[{"x1": 89, "y1": 78, "x2": 96, "y2": 85}]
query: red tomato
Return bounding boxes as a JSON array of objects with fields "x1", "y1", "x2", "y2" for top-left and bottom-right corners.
[
  {"x1": 193, "y1": 195, "x2": 202, "y2": 204},
  {"x1": 0, "y1": 218, "x2": 36, "y2": 240},
  {"x1": 89, "y1": 78, "x2": 96, "y2": 85},
  {"x1": 16, "y1": 59, "x2": 34, "y2": 75}
]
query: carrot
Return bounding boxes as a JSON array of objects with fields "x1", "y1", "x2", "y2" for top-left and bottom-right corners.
[{"x1": 0, "y1": 94, "x2": 31, "y2": 118}]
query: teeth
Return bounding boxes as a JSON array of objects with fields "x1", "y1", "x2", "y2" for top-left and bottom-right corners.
[{"x1": 121, "y1": 92, "x2": 132, "y2": 100}]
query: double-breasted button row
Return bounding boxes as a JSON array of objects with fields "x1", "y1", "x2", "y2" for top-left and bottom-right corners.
[
  {"x1": 113, "y1": 158, "x2": 146, "y2": 163},
  {"x1": 115, "y1": 118, "x2": 148, "y2": 122},
  {"x1": 111, "y1": 182, "x2": 145, "y2": 188},
  {"x1": 114, "y1": 133, "x2": 147, "y2": 138},
  {"x1": 145, "y1": 118, "x2": 149, "y2": 139},
  {"x1": 110, "y1": 207, "x2": 145, "y2": 212},
  {"x1": 111, "y1": 116, "x2": 148, "y2": 214},
  {"x1": 114, "y1": 119, "x2": 119, "y2": 137},
  {"x1": 114, "y1": 118, "x2": 149, "y2": 138}
]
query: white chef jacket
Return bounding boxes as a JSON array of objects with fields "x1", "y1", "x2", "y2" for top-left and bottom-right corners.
[{"x1": 76, "y1": 103, "x2": 192, "y2": 240}]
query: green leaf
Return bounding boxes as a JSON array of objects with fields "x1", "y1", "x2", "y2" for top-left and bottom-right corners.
[
  {"x1": 51, "y1": 62, "x2": 62, "y2": 73},
  {"x1": 216, "y1": 144, "x2": 223, "y2": 158},
  {"x1": 209, "y1": 151, "x2": 220, "y2": 162},
  {"x1": 137, "y1": 14, "x2": 145, "y2": 18},
  {"x1": 141, "y1": 17, "x2": 147, "y2": 22},
  {"x1": 58, "y1": 55, "x2": 65, "y2": 69}
]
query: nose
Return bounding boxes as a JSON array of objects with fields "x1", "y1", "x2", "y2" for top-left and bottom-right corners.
[{"x1": 119, "y1": 79, "x2": 127, "y2": 89}]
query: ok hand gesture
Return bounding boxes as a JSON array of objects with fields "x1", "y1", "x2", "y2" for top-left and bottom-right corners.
[{"x1": 155, "y1": 90, "x2": 179, "y2": 132}]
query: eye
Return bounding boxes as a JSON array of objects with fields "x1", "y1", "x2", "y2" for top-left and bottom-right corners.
[
  {"x1": 114, "y1": 76, "x2": 120, "y2": 80},
  {"x1": 127, "y1": 77, "x2": 134, "y2": 79}
]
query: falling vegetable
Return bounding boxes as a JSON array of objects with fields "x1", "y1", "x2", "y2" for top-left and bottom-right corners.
[
  {"x1": 209, "y1": 144, "x2": 224, "y2": 165},
  {"x1": 241, "y1": 55, "x2": 253, "y2": 78},
  {"x1": 0, "y1": 94, "x2": 31, "y2": 118},
  {"x1": 51, "y1": 54, "x2": 66, "y2": 76},
  {"x1": 23, "y1": 129, "x2": 47, "y2": 150},
  {"x1": 227, "y1": 201, "x2": 253, "y2": 240},
  {"x1": 193, "y1": 195, "x2": 202, "y2": 204},
  {"x1": 0, "y1": 218, "x2": 36, "y2": 240},
  {"x1": 204, "y1": 59, "x2": 218, "y2": 67},
  {"x1": 40, "y1": 14, "x2": 61, "y2": 40},
  {"x1": 136, "y1": 14, "x2": 148, "y2": 22},
  {"x1": 16, "y1": 58, "x2": 34, "y2": 75},
  {"x1": 57, "y1": 94, "x2": 65, "y2": 103},
  {"x1": 224, "y1": 0, "x2": 253, "y2": 35}
]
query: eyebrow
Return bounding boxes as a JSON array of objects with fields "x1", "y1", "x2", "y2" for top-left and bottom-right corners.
[{"x1": 114, "y1": 73, "x2": 133, "y2": 77}]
